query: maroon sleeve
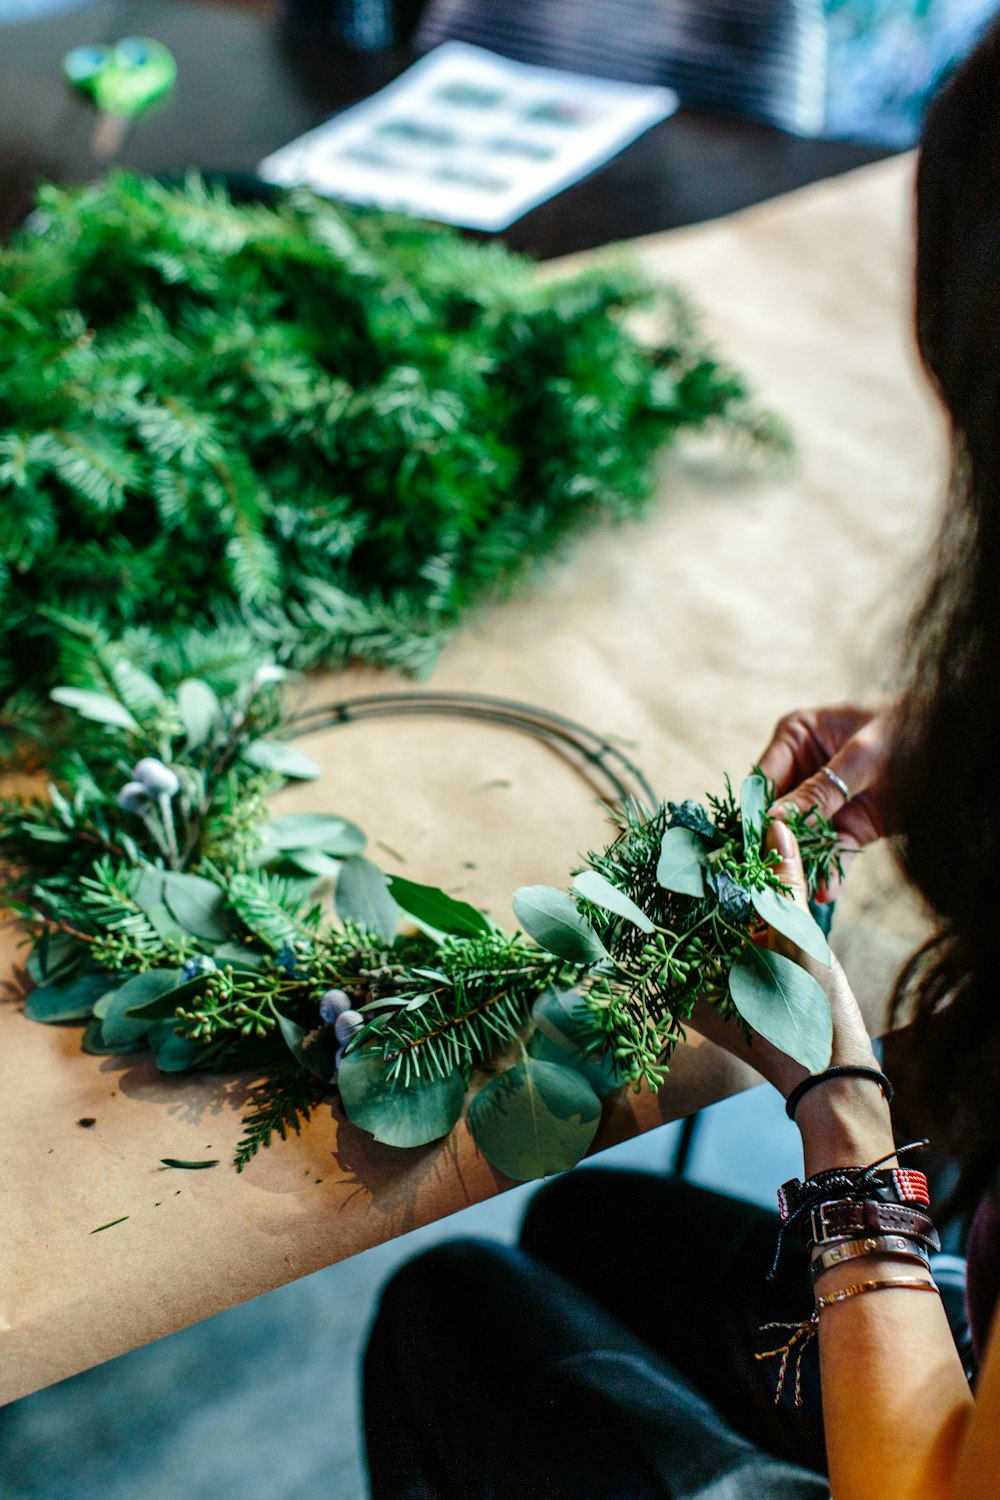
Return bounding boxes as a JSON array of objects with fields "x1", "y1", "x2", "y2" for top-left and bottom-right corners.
[{"x1": 965, "y1": 1192, "x2": 1000, "y2": 1365}]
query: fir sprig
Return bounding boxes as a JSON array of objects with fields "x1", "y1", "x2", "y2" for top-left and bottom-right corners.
[{"x1": 0, "y1": 172, "x2": 789, "y2": 742}]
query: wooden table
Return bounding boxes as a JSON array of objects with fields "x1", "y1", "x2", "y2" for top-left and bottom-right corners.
[{"x1": 1, "y1": 1, "x2": 935, "y2": 1409}]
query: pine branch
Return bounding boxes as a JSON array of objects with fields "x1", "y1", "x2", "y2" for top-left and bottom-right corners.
[{"x1": 234, "y1": 1059, "x2": 327, "y2": 1171}]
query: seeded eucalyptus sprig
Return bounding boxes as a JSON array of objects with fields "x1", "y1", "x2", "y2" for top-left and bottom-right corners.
[
  {"x1": 5, "y1": 649, "x2": 841, "y2": 1180},
  {"x1": 512, "y1": 774, "x2": 841, "y2": 1092}
]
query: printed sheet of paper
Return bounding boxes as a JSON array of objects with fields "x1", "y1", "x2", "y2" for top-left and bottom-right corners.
[{"x1": 258, "y1": 42, "x2": 678, "y2": 230}]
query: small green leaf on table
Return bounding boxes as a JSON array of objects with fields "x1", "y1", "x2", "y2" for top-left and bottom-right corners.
[
  {"x1": 338, "y1": 1047, "x2": 465, "y2": 1148},
  {"x1": 512, "y1": 886, "x2": 608, "y2": 964},
  {"x1": 728, "y1": 946, "x2": 832, "y2": 1074},
  {"x1": 468, "y1": 1058, "x2": 602, "y2": 1180},
  {"x1": 572, "y1": 869, "x2": 654, "y2": 933},
  {"x1": 159, "y1": 1158, "x2": 219, "y2": 1170},
  {"x1": 336, "y1": 857, "x2": 400, "y2": 944},
  {"x1": 655, "y1": 828, "x2": 707, "y2": 898},
  {"x1": 90, "y1": 1217, "x2": 129, "y2": 1234}
]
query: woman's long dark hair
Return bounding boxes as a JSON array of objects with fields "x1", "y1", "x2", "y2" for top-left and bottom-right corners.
[{"x1": 888, "y1": 17, "x2": 1000, "y2": 1207}]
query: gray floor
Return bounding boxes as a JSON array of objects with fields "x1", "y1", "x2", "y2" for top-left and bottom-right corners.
[{"x1": 0, "y1": 1085, "x2": 802, "y2": 1500}]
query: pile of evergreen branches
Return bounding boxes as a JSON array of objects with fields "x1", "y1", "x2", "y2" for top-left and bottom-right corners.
[
  {"x1": 0, "y1": 172, "x2": 786, "y2": 755},
  {"x1": 4, "y1": 657, "x2": 839, "y2": 1180}
]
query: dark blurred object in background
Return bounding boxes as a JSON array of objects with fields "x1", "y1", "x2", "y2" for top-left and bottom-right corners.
[
  {"x1": 280, "y1": 0, "x2": 429, "y2": 47},
  {"x1": 414, "y1": 0, "x2": 829, "y2": 133}
]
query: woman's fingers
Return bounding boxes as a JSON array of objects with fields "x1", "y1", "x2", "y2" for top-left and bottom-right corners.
[
  {"x1": 769, "y1": 724, "x2": 883, "y2": 824},
  {"x1": 767, "y1": 818, "x2": 811, "y2": 912}
]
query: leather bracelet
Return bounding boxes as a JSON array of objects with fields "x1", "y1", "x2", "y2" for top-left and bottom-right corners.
[
  {"x1": 810, "y1": 1234, "x2": 931, "y2": 1283},
  {"x1": 805, "y1": 1197, "x2": 941, "y2": 1253},
  {"x1": 785, "y1": 1064, "x2": 893, "y2": 1121}
]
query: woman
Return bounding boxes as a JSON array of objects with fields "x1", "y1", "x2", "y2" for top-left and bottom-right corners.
[{"x1": 363, "y1": 20, "x2": 1000, "y2": 1498}]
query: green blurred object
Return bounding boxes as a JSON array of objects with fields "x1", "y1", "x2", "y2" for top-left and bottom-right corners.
[{"x1": 62, "y1": 37, "x2": 176, "y2": 117}]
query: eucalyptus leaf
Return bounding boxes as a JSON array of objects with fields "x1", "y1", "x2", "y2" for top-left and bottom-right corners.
[
  {"x1": 212, "y1": 942, "x2": 265, "y2": 973},
  {"x1": 112, "y1": 661, "x2": 165, "y2": 711},
  {"x1": 336, "y1": 856, "x2": 400, "y2": 943},
  {"x1": 124, "y1": 974, "x2": 205, "y2": 1021},
  {"x1": 27, "y1": 933, "x2": 83, "y2": 986},
  {"x1": 276, "y1": 1011, "x2": 339, "y2": 1083},
  {"x1": 286, "y1": 848, "x2": 343, "y2": 878},
  {"x1": 102, "y1": 970, "x2": 182, "y2": 1048},
  {"x1": 177, "y1": 678, "x2": 220, "y2": 748},
  {"x1": 146, "y1": 902, "x2": 188, "y2": 944},
  {"x1": 159, "y1": 1158, "x2": 219, "y2": 1169},
  {"x1": 242, "y1": 738, "x2": 321, "y2": 780},
  {"x1": 93, "y1": 988, "x2": 117, "y2": 1019},
  {"x1": 338, "y1": 1046, "x2": 465, "y2": 1148},
  {"x1": 389, "y1": 876, "x2": 490, "y2": 939},
  {"x1": 81, "y1": 1017, "x2": 144, "y2": 1056},
  {"x1": 24, "y1": 969, "x2": 111, "y2": 1023},
  {"x1": 740, "y1": 774, "x2": 767, "y2": 851},
  {"x1": 148, "y1": 1023, "x2": 207, "y2": 1073},
  {"x1": 572, "y1": 869, "x2": 654, "y2": 933},
  {"x1": 265, "y1": 814, "x2": 366, "y2": 856},
  {"x1": 531, "y1": 986, "x2": 597, "y2": 1052},
  {"x1": 530, "y1": 987, "x2": 623, "y2": 1097},
  {"x1": 467, "y1": 1058, "x2": 602, "y2": 1180},
  {"x1": 129, "y1": 866, "x2": 165, "y2": 914},
  {"x1": 163, "y1": 872, "x2": 229, "y2": 942},
  {"x1": 512, "y1": 886, "x2": 608, "y2": 964},
  {"x1": 526, "y1": 1029, "x2": 623, "y2": 1100},
  {"x1": 751, "y1": 885, "x2": 832, "y2": 966},
  {"x1": 728, "y1": 947, "x2": 833, "y2": 1074},
  {"x1": 49, "y1": 686, "x2": 139, "y2": 731},
  {"x1": 655, "y1": 828, "x2": 707, "y2": 899}
]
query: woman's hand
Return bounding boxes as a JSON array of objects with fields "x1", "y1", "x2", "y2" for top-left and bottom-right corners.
[
  {"x1": 758, "y1": 704, "x2": 892, "y2": 898},
  {"x1": 689, "y1": 821, "x2": 894, "y2": 1168},
  {"x1": 691, "y1": 821, "x2": 876, "y2": 1092}
]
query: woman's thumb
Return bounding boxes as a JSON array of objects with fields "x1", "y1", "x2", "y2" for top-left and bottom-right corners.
[{"x1": 766, "y1": 818, "x2": 810, "y2": 910}]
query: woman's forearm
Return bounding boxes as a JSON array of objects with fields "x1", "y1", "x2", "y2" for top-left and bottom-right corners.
[{"x1": 796, "y1": 1081, "x2": 976, "y2": 1500}]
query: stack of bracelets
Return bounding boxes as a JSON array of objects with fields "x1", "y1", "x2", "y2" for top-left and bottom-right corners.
[{"x1": 756, "y1": 1065, "x2": 941, "y2": 1406}]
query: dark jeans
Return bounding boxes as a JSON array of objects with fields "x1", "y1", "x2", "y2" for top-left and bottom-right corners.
[{"x1": 364, "y1": 1172, "x2": 831, "y2": 1499}]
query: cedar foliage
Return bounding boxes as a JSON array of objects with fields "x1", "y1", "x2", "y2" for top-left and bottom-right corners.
[{"x1": 0, "y1": 172, "x2": 786, "y2": 747}]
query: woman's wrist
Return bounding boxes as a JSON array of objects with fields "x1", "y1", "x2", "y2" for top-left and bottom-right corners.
[{"x1": 795, "y1": 1076, "x2": 896, "y2": 1176}]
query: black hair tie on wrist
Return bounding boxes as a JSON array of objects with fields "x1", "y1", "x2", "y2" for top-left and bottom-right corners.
[{"x1": 785, "y1": 1065, "x2": 893, "y2": 1122}]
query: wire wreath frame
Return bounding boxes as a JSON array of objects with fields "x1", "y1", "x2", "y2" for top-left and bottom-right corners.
[{"x1": 287, "y1": 690, "x2": 658, "y2": 812}]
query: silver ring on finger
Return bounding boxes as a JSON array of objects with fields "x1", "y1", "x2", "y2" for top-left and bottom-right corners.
[{"x1": 821, "y1": 765, "x2": 850, "y2": 800}]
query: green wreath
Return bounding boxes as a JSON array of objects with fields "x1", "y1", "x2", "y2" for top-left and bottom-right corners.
[{"x1": 2, "y1": 659, "x2": 839, "y2": 1178}]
